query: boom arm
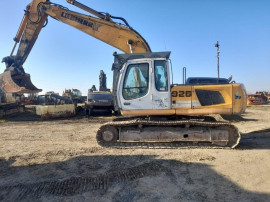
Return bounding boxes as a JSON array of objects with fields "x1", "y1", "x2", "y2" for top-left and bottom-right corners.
[{"x1": 3, "y1": 0, "x2": 151, "y2": 72}]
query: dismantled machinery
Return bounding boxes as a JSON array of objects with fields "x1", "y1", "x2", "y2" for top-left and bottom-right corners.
[
  {"x1": 0, "y1": 88, "x2": 24, "y2": 117},
  {"x1": 255, "y1": 92, "x2": 269, "y2": 104},
  {"x1": 62, "y1": 89, "x2": 85, "y2": 104},
  {"x1": 1, "y1": 0, "x2": 247, "y2": 148},
  {"x1": 35, "y1": 93, "x2": 75, "y2": 118},
  {"x1": 86, "y1": 70, "x2": 113, "y2": 116}
]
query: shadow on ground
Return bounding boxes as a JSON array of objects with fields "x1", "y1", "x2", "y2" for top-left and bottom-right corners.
[
  {"x1": 1, "y1": 111, "x2": 113, "y2": 123},
  {"x1": 221, "y1": 114, "x2": 257, "y2": 122},
  {"x1": 0, "y1": 155, "x2": 269, "y2": 201},
  {"x1": 238, "y1": 128, "x2": 270, "y2": 150}
]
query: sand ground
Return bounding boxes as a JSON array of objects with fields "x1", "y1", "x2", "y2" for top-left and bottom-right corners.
[{"x1": 0, "y1": 105, "x2": 269, "y2": 201}]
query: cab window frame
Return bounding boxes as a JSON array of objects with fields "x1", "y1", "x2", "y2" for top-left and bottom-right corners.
[{"x1": 122, "y1": 62, "x2": 149, "y2": 100}]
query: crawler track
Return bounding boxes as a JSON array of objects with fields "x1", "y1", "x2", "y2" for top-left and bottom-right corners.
[{"x1": 96, "y1": 119, "x2": 241, "y2": 149}]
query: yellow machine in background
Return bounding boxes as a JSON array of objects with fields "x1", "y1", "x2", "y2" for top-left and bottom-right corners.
[{"x1": 0, "y1": 0, "x2": 247, "y2": 148}]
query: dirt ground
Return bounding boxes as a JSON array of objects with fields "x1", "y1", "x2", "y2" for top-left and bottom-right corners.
[{"x1": 0, "y1": 105, "x2": 269, "y2": 201}]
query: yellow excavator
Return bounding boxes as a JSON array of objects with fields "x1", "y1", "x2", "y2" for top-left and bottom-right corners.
[{"x1": 1, "y1": 0, "x2": 247, "y2": 148}]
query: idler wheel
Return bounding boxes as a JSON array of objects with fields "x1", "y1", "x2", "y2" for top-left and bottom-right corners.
[{"x1": 101, "y1": 127, "x2": 118, "y2": 142}]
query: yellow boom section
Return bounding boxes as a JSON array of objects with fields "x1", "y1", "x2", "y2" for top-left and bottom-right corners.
[
  {"x1": 15, "y1": 0, "x2": 151, "y2": 67},
  {"x1": 44, "y1": 4, "x2": 151, "y2": 54}
]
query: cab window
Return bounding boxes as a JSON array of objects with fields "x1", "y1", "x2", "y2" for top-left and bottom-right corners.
[
  {"x1": 154, "y1": 60, "x2": 168, "y2": 91},
  {"x1": 122, "y1": 63, "x2": 149, "y2": 100}
]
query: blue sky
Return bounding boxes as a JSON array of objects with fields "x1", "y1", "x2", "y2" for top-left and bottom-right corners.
[{"x1": 0, "y1": 0, "x2": 269, "y2": 95}]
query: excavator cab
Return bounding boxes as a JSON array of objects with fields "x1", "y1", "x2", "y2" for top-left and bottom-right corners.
[
  {"x1": 112, "y1": 52, "x2": 171, "y2": 115},
  {"x1": 0, "y1": 56, "x2": 41, "y2": 93}
]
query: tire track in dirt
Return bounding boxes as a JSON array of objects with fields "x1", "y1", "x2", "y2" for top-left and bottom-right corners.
[
  {"x1": 8, "y1": 147, "x2": 103, "y2": 161},
  {"x1": 0, "y1": 162, "x2": 167, "y2": 200}
]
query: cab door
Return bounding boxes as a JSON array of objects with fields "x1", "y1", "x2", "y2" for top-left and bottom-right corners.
[
  {"x1": 151, "y1": 60, "x2": 170, "y2": 109},
  {"x1": 119, "y1": 60, "x2": 153, "y2": 110}
]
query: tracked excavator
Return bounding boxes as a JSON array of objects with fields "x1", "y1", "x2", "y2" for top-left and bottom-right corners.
[{"x1": 1, "y1": 0, "x2": 247, "y2": 148}]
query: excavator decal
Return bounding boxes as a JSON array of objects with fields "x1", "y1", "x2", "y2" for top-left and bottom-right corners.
[
  {"x1": 235, "y1": 92, "x2": 242, "y2": 99},
  {"x1": 171, "y1": 90, "x2": 192, "y2": 97},
  {"x1": 60, "y1": 12, "x2": 102, "y2": 31}
]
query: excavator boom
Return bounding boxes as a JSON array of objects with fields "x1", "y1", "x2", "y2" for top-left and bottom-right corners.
[{"x1": 1, "y1": 0, "x2": 151, "y2": 94}]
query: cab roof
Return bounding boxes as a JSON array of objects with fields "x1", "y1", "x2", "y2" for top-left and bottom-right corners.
[{"x1": 112, "y1": 51, "x2": 171, "y2": 71}]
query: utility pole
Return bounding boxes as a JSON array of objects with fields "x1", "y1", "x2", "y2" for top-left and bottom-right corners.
[{"x1": 215, "y1": 41, "x2": 220, "y2": 78}]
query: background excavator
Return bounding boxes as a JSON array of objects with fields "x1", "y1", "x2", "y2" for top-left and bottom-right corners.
[{"x1": 1, "y1": 0, "x2": 247, "y2": 148}]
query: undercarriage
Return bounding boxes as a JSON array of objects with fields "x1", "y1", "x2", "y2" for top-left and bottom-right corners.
[{"x1": 96, "y1": 117, "x2": 241, "y2": 149}]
